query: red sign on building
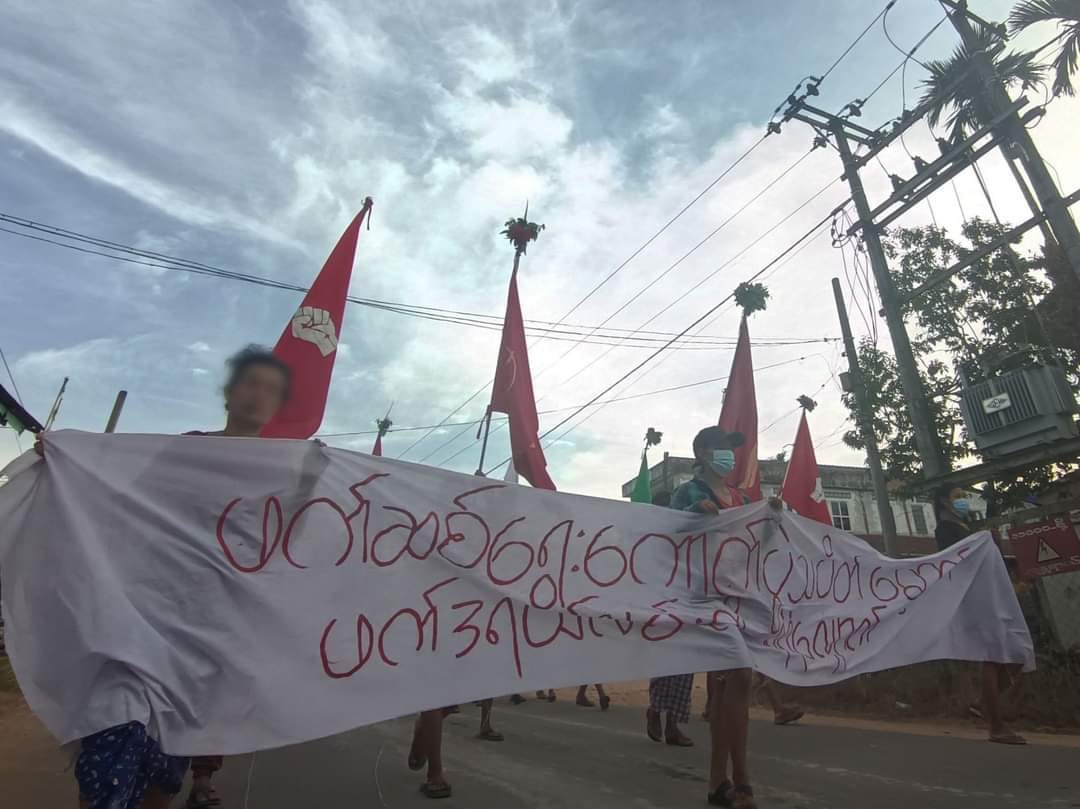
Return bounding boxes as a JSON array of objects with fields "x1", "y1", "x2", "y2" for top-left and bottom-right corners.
[{"x1": 1008, "y1": 512, "x2": 1080, "y2": 580}]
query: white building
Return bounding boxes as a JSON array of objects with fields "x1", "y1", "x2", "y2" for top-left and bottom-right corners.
[{"x1": 622, "y1": 454, "x2": 987, "y2": 556}]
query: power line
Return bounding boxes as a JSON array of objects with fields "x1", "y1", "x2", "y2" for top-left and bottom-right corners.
[
  {"x1": 445, "y1": 178, "x2": 849, "y2": 469},
  {"x1": 0, "y1": 345, "x2": 23, "y2": 403},
  {"x1": 532, "y1": 229, "x2": 835, "y2": 457},
  {"x1": 483, "y1": 207, "x2": 841, "y2": 476},
  {"x1": 529, "y1": 146, "x2": 822, "y2": 380},
  {"x1": 402, "y1": 130, "x2": 779, "y2": 457},
  {"x1": 436, "y1": 354, "x2": 819, "y2": 467},
  {"x1": 0, "y1": 216, "x2": 828, "y2": 350},
  {"x1": 820, "y1": 2, "x2": 899, "y2": 83}
]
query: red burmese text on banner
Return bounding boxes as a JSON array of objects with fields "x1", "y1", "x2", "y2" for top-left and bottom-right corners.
[
  {"x1": 718, "y1": 315, "x2": 762, "y2": 501},
  {"x1": 262, "y1": 199, "x2": 373, "y2": 439},
  {"x1": 490, "y1": 269, "x2": 555, "y2": 490},
  {"x1": 780, "y1": 411, "x2": 832, "y2": 525}
]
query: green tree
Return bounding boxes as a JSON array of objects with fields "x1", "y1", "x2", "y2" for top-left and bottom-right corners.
[
  {"x1": 920, "y1": 26, "x2": 1046, "y2": 143},
  {"x1": 1009, "y1": 0, "x2": 1080, "y2": 98},
  {"x1": 841, "y1": 221, "x2": 1079, "y2": 504}
]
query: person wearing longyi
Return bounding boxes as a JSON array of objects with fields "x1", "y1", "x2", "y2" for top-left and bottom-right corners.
[{"x1": 661, "y1": 425, "x2": 768, "y2": 809}]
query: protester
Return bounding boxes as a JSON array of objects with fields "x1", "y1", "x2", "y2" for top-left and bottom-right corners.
[
  {"x1": 665, "y1": 425, "x2": 766, "y2": 809},
  {"x1": 933, "y1": 484, "x2": 973, "y2": 551},
  {"x1": 33, "y1": 346, "x2": 293, "y2": 809},
  {"x1": 576, "y1": 684, "x2": 611, "y2": 710},
  {"x1": 182, "y1": 345, "x2": 294, "y2": 809},
  {"x1": 476, "y1": 698, "x2": 504, "y2": 741},
  {"x1": 933, "y1": 487, "x2": 1026, "y2": 745},
  {"x1": 409, "y1": 710, "x2": 450, "y2": 799}
]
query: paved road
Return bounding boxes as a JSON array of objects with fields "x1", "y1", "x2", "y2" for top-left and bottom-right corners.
[{"x1": 209, "y1": 700, "x2": 1080, "y2": 809}]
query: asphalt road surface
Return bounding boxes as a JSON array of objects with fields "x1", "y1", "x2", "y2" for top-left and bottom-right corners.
[{"x1": 204, "y1": 699, "x2": 1080, "y2": 809}]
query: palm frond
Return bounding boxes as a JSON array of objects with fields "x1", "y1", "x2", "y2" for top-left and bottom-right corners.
[
  {"x1": 1053, "y1": 26, "x2": 1080, "y2": 95},
  {"x1": 1009, "y1": 0, "x2": 1080, "y2": 33}
]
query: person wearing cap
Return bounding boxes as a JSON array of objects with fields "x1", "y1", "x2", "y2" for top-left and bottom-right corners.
[{"x1": 664, "y1": 426, "x2": 763, "y2": 808}]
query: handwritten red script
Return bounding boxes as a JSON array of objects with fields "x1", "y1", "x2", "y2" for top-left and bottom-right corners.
[{"x1": 0, "y1": 432, "x2": 1033, "y2": 754}]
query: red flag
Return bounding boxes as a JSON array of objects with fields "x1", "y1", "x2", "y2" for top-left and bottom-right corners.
[
  {"x1": 372, "y1": 433, "x2": 383, "y2": 457},
  {"x1": 718, "y1": 315, "x2": 762, "y2": 500},
  {"x1": 262, "y1": 199, "x2": 373, "y2": 439},
  {"x1": 780, "y1": 411, "x2": 832, "y2": 524},
  {"x1": 490, "y1": 268, "x2": 555, "y2": 490}
]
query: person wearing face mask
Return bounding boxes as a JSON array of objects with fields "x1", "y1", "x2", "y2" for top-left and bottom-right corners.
[
  {"x1": 934, "y1": 485, "x2": 974, "y2": 551},
  {"x1": 645, "y1": 426, "x2": 761, "y2": 808}
]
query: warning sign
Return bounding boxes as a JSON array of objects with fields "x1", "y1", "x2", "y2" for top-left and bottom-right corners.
[
  {"x1": 1008, "y1": 513, "x2": 1080, "y2": 580},
  {"x1": 1036, "y1": 540, "x2": 1061, "y2": 563}
]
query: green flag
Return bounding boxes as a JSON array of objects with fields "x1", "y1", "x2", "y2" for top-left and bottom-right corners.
[{"x1": 630, "y1": 449, "x2": 651, "y2": 503}]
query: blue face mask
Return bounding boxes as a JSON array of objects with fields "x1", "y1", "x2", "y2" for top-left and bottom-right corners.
[
  {"x1": 709, "y1": 449, "x2": 736, "y2": 475},
  {"x1": 953, "y1": 498, "x2": 971, "y2": 516}
]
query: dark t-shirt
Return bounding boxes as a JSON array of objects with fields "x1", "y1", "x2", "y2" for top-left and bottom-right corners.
[{"x1": 935, "y1": 516, "x2": 970, "y2": 551}]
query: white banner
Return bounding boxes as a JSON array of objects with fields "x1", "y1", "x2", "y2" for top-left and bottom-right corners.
[{"x1": 0, "y1": 432, "x2": 1033, "y2": 755}]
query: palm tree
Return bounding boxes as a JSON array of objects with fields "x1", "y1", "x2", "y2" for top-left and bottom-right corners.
[
  {"x1": 1009, "y1": 0, "x2": 1080, "y2": 97},
  {"x1": 918, "y1": 25, "x2": 1050, "y2": 240},
  {"x1": 919, "y1": 26, "x2": 1046, "y2": 143}
]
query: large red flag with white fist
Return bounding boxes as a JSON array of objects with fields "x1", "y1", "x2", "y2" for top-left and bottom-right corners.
[{"x1": 261, "y1": 198, "x2": 373, "y2": 439}]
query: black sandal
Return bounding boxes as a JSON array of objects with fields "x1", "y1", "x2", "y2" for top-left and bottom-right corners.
[
  {"x1": 420, "y1": 782, "x2": 452, "y2": 799},
  {"x1": 186, "y1": 786, "x2": 222, "y2": 809},
  {"x1": 707, "y1": 781, "x2": 733, "y2": 807}
]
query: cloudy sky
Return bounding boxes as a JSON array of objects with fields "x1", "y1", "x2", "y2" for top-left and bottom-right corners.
[{"x1": 1, "y1": 0, "x2": 1077, "y2": 498}]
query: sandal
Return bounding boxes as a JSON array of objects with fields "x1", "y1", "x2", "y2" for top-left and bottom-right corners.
[
  {"x1": 599, "y1": 695, "x2": 611, "y2": 712},
  {"x1": 773, "y1": 707, "x2": 804, "y2": 726},
  {"x1": 420, "y1": 782, "x2": 453, "y2": 799},
  {"x1": 989, "y1": 731, "x2": 1027, "y2": 745},
  {"x1": 707, "y1": 781, "x2": 733, "y2": 807},
  {"x1": 732, "y1": 784, "x2": 757, "y2": 809},
  {"x1": 646, "y1": 708, "x2": 662, "y2": 743},
  {"x1": 665, "y1": 731, "x2": 694, "y2": 747},
  {"x1": 478, "y1": 727, "x2": 505, "y2": 742},
  {"x1": 185, "y1": 786, "x2": 222, "y2": 809}
]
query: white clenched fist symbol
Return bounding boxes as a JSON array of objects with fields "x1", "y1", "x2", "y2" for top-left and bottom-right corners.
[{"x1": 291, "y1": 306, "x2": 338, "y2": 357}]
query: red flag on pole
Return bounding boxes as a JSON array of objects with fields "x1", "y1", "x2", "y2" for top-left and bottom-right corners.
[
  {"x1": 780, "y1": 411, "x2": 832, "y2": 524},
  {"x1": 372, "y1": 433, "x2": 383, "y2": 457},
  {"x1": 490, "y1": 268, "x2": 555, "y2": 490},
  {"x1": 261, "y1": 198, "x2": 373, "y2": 439},
  {"x1": 718, "y1": 315, "x2": 762, "y2": 501}
]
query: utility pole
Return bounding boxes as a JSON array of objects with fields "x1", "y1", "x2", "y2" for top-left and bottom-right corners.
[
  {"x1": 941, "y1": 0, "x2": 1080, "y2": 282},
  {"x1": 831, "y1": 122, "x2": 948, "y2": 478},
  {"x1": 833, "y1": 278, "x2": 900, "y2": 556}
]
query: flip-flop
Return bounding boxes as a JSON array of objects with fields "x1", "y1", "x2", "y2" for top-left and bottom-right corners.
[
  {"x1": 774, "y1": 708, "x2": 804, "y2": 726},
  {"x1": 989, "y1": 732, "x2": 1027, "y2": 745},
  {"x1": 185, "y1": 786, "x2": 222, "y2": 808},
  {"x1": 420, "y1": 782, "x2": 453, "y2": 799},
  {"x1": 478, "y1": 728, "x2": 505, "y2": 742},
  {"x1": 665, "y1": 734, "x2": 695, "y2": 747}
]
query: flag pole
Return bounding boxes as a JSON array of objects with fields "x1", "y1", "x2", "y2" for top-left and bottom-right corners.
[{"x1": 477, "y1": 205, "x2": 543, "y2": 477}]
